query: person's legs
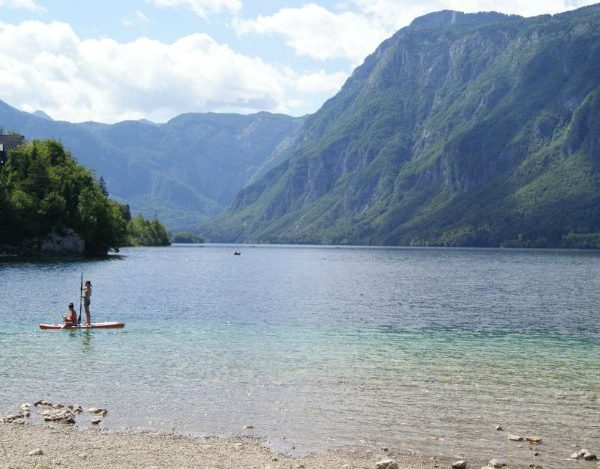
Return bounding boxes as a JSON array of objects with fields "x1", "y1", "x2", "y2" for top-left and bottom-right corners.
[{"x1": 84, "y1": 301, "x2": 91, "y2": 325}]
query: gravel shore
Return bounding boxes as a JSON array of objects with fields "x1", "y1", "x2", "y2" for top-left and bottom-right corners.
[{"x1": 0, "y1": 423, "x2": 470, "y2": 468}]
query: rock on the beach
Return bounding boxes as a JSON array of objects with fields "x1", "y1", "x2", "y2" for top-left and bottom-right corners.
[
  {"x1": 243, "y1": 424, "x2": 254, "y2": 429},
  {"x1": 91, "y1": 416, "x2": 102, "y2": 425},
  {"x1": 495, "y1": 425, "x2": 503, "y2": 431},
  {"x1": 570, "y1": 452, "x2": 580, "y2": 459},
  {"x1": 34, "y1": 400, "x2": 52, "y2": 407},
  {"x1": 508, "y1": 434, "x2": 523, "y2": 441},
  {"x1": 42, "y1": 409, "x2": 76, "y2": 424},
  {"x1": 583, "y1": 452, "x2": 597, "y2": 461},
  {"x1": 87, "y1": 407, "x2": 108, "y2": 416},
  {"x1": 526, "y1": 436, "x2": 542, "y2": 444},
  {"x1": 452, "y1": 460, "x2": 467, "y2": 469},
  {"x1": 28, "y1": 448, "x2": 43, "y2": 456},
  {"x1": 375, "y1": 459, "x2": 398, "y2": 469},
  {"x1": 2, "y1": 414, "x2": 23, "y2": 423},
  {"x1": 578, "y1": 449, "x2": 589, "y2": 458},
  {"x1": 489, "y1": 458, "x2": 507, "y2": 468}
]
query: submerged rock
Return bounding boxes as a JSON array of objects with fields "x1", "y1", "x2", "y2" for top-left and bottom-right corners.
[{"x1": 452, "y1": 460, "x2": 467, "y2": 469}]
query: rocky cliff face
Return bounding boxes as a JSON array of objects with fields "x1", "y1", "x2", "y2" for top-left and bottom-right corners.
[
  {"x1": 1, "y1": 228, "x2": 85, "y2": 257},
  {"x1": 209, "y1": 5, "x2": 600, "y2": 247}
]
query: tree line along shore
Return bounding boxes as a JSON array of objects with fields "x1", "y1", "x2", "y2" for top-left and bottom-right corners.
[{"x1": 0, "y1": 137, "x2": 172, "y2": 256}]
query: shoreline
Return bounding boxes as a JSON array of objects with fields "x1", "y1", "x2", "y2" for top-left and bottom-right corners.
[{"x1": 0, "y1": 423, "x2": 478, "y2": 468}]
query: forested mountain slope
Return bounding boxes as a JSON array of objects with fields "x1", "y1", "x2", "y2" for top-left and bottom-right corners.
[
  {"x1": 210, "y1": 5, "x2": 600, "y2": 248},
  {"x1": 0, "y1": 101, "x2": 303, "y2": 231}
]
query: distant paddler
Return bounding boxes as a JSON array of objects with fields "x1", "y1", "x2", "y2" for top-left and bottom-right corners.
[{"x1": 82, "y1": 280, "x2": 92, "y2": 326}]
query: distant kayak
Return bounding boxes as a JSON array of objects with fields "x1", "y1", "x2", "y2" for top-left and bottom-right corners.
[{"x1": 39, "y1": 322, "x2": 125, "y2": 330}]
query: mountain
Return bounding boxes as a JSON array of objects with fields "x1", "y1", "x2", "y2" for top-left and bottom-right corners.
[
  {"x1": 0, "y1": 101, "x2": 303, "y2": 231},
  {"x1": 31, "y1": 110, "x2": 53, "y2": 120},
  {"x1": 208, "y1": 5, "x2": 600, "y2": 248}
]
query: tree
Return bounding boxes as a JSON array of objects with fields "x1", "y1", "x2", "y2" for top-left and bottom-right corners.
[
  {"x1": 99, "y1": 176, "x2": 109, "y2": 197},
  {"x1": 0, "y1": 140, "x2": 129, "y2": 254}
]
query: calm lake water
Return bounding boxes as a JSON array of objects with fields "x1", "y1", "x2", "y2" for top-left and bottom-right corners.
[{"x1": 1, "y1": 245, "x2": 599, "y2": 465}]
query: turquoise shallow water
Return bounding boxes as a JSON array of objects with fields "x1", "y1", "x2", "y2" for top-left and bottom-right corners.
[{"x1": 1, "y1": 245, "x2": 599, "y2": 464}]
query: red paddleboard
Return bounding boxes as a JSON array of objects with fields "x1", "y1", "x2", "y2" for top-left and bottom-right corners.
[{"x1": 39, "y1": 322, "x2": 125, "y2": 330}]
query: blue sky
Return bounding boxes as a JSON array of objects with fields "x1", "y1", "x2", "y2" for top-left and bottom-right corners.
[{"x1": 0, "y1": 0, "x2": 596, "y2": 123}]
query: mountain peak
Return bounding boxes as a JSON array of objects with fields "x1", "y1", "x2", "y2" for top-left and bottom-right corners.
[
  {"x1": 32, "y1": 110, "x2": 53, "y2": 120},
  {"x1": 408, "y1": 10, "x2": 518, "y2": 31}
]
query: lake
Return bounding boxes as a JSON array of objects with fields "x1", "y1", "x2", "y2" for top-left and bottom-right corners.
[{"x1": 1, "y1": 245, "x2": 599, "y2": 463}]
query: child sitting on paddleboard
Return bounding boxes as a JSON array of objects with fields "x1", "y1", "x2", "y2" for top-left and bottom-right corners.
[{"x1": 63, "y1": 303, "x2": 77, "y2": 326}]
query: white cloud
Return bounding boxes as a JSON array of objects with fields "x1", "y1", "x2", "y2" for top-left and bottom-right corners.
[
  {"x1": 353, "y1": 0, "x2": 600, "y2": 25},
  {"x1": 295, "y1": 70, "x2": 348, "y2": 94},
  {"x1": 0, "y1": 20, "x2": 343, "y2": 123},
  {"x1": 236, "y1": 0, "x2": 600, "y2": 64},
  {"x1": 0, "y1": 0, "x2": 46, "y2": 13},
  {"x1": 149, "y1": 0, "x2": 241, "y2": 18},
  {"x1": 235, "y1": 3, "x2": 386, "y2": 64},
  {"x1": 122, "y1": 10, "x2": 150, "y2": 28}
]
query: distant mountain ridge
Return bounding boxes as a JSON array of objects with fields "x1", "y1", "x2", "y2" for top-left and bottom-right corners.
[
  {"x1": 0, "y1": 100, "x2": 303, "y2": 231},
  {"x1": 207, "y1": 4, "x2": 600, "y2": 248}
]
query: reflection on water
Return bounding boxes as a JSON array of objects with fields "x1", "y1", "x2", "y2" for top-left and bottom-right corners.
[{"x1": 0, "y1": 245, "x2": 599, "y2": 464}]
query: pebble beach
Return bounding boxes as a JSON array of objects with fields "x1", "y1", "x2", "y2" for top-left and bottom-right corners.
[
  {"x1": 0, "y1": 423, "x2": 474, "y2": 469},
  {"x1": 2, "y1": 402, "x2": 598, "y2": 469}
]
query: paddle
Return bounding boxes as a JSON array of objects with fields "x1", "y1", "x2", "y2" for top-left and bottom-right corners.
[{"x1": 78, "y1": 273, "x2": 83, "y2": 325}]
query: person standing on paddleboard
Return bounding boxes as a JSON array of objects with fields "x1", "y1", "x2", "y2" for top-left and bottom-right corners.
[{"x1": 82, "y1": 280, "x2": 92, "y2": 326}]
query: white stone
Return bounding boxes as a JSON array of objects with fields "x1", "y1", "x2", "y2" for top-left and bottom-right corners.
[
  {"x1": 28, "y1": 449, "x2": 43, "y2": 456},
  {"x1": 375, "y1": 459, "x2": 396, "y2": 469},
  {"x1": 489, "y1": 459, "x2": 507, "y2": 468}
]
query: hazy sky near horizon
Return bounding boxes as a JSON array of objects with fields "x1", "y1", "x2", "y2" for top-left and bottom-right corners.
[{"x1": 0, "y1": 0, "x2": 596, "y2": 123}]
